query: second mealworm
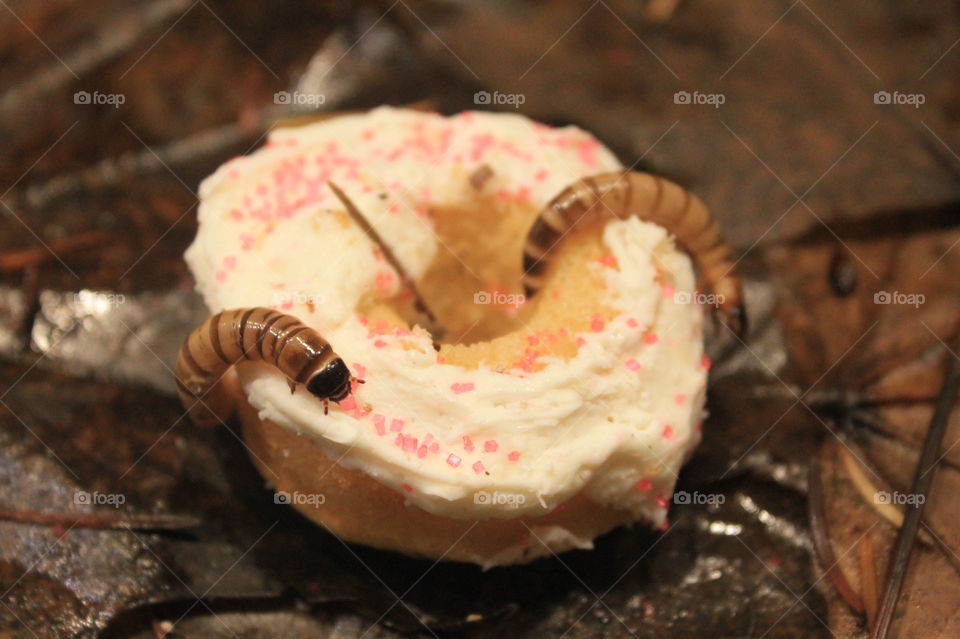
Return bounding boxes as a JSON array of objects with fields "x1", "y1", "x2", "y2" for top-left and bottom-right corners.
[{"x1": 522, "y1": 171, "x2": 747, "y2": 337}]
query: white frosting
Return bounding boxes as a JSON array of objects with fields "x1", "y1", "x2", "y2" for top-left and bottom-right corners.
[{"x1": 186, "y1": 107, "x2": 707, "y2": 533}]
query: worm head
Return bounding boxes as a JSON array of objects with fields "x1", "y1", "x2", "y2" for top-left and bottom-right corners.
[{"x1": 306, "y1": 358, "x2": 352, "y2": 402}]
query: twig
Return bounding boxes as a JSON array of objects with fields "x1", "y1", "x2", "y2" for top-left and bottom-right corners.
[
  {"x1": 871, "y1": 330, "x2": 960, "y2": 639},
  {"x1": 0, "y1": 231, "x2": 110, "y2": 271},
  {"x1": 327, "y1": 181, "x2": 440, "y2": 331},
  {"x1": 858, "y1": 535, "x2": 879, "y2": 634},
  {"x1": 0, "y1": 507, "x2": 201, "y2": 531},
  {"x1": 808, "y1": 452, "x2": 866, "y2": 616}
]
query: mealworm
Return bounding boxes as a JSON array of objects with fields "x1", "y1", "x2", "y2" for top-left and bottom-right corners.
[
  {"x1": 521, "y1": 171, "x2": 747, "y2": 337},
  {"x1": 176, "y1": 307, "x2": 358, "y2": 426}
]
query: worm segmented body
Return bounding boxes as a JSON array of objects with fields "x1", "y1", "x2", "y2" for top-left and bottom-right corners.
[
  {"x1": 522, "y1": 172, "x2": 746, "y2": 337},
  {"x1": 176, "y1": 307, "x2": 355, "y2": 426}
]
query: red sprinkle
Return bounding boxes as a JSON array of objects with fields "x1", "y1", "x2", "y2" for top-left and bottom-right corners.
[
  {"x1": 390, "y1": 419, "x2": 404, "y2": 432},
  {"x1": 402, "y1": 483, "x2": 413, "y2": 493},
  {"x1": 507, "y1": 451, "x2": 521, "y2": 462},
  {"x1": 472, "y1": 461, "x2": 485, "y2": 474},
  {"x1": 374, "y1": 339, "x2": 387, "y2": 348},
  {"x1": 417, "y1": 445, "x2": 428, "y2": 459},
  {"x1": 701, "y1": 354, "x2": 712, "y2": 370},
  {"x1": 484, "y1": 440, "x2": 498, "y2": 453},
  {"x1": 674, "y1": 393, "x2": 687, "y2": 405},
  {"x1": 662, "y1": 424, "x2": 674, "y2": 440},
  {"x1": 446, "y1": 454, "x2": 461, "y2": 468},
  {"x1": 463, "y1": 435, "x2": 475, "y2": 452},
  {"x1": 644, "y1": 333, "x2": 659, "y2": 345},
  {"x1": 597, "y1": 253, "x2": 618, "y2": 267},
  {"x1": 635, "y1": 478, "x2": 653, "y2": 492},
  {"x1": 590, "y1": 313, "x2": 605, "y2": 333},
  {"x1": 402, "y1": 435, "x2": 417, "y2": 452},
  {"x1": 625, "y1": 358, "x2": 642, "y2": 372},
  {"x1": 451, "y1": 382, "x2": 475, "y2": 394}
]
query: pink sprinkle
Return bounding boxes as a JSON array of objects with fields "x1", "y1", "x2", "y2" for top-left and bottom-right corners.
[
  {"x1": 576, "y1": 337, "x2": 587, "y2": 348},
  {"x1": 635, "y1": 478, "x2": 653, "y2": 492},
  {"x1": 373, "y1": 414, "x2": 386, "y2": 436},
  {"x1": 353, "y1": 363, "x2": 366, "y2": 379},
  {"x1": 590, "y1": 314, "x2": 605, "y2": 333},
  {"x1": 451, "y1": 382, "x2": 475, "y2": 394},
  {"x1": 463, "y1": 436, "x2": 475, "y2": 452},
  {"x1": 507, "y1": 451, "x2": 521, "y2": 462},
  {"x1": 472, "y1": 461, "x2": 485, "y2": 474},
  {"x1": 662, "y1": 424, "x2": 674, "y2": 440},
  {"x1": 578, "y1": 138, "x2": 598, "y2": 166},
  {"x1": 229, "y1": 209, "x2": 243, "y2": 220},
  {"x1": 534, "y1": 168, "x2": 549, "y2": 181},
  {"x1": 527, "y1": 335, "x2": 540, "y2": 346},
  {"x1": 597, "y1": 254, "x2": 618, "y2": 267},
  {"x1": 656, "y1": 494, "x2": 669, "y2": 509},
  {"x1": 644, "y1": 333, "x2": 659, "y2": 345},
  {"x1": 417, "y1": 445, "x2": 428, "y2": 458},
  {"x1": 625, "y1": 358, "x2": 642, "y2": 372},
  {"x1": 393, "y1": 433, "x2": 403, "y2": 447},
  {"x1": 627, "y1": 318, "x2": 639, "y2": 328},
  {"x1": 674, "y1": 393, "x2": 687, "y2": 405},
  {"x1": 402, "y1": 483, "x2": 413, "y2": 493},
  {"x1": 701, "y1": 354, "x2": 712, "y2": 370},
  {"x1": 339, "y1": 396, "x2": 357, "y2": 411},
  {"x1": 375, "y1": 271, "x2": 394, "y2": 291},
  {"x1": 215, "y1": 270, "x2": 226, "y2": 283},
  {"x1": 423, "y1": 433, "x2": 434, "y2": 446},
  {"x1": 446, "y1": 454, "x2": 461, "y2": 468},
  {"x1": 374, "y1": 339, "x2": 387, "y2": 348},
  {"x1": 390, "y1": 419, "x2": 404, "y2": 432},
  {"x1": 550, "y1": 289, "x2": 562, "y2": 301},
  {"x1": 484, "y1": 440, "x2": 498, "y2": 453},
  {"x1": 661, "y1": 284, "x2": 675, "y2": 299},
  {"x1": 402, "y1": 435, "x2": 417, "y2": 452},
  {"x1": 281, "y1": 300, "x2": 293, "y2": 311},
  {"x1": 429, "y1": 442, "x2": 440, "y2": 454}
]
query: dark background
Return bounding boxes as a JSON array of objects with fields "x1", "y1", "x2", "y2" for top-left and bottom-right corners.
[{"x1": 1, "y1": 1, "x2": 959, "y2": 637}]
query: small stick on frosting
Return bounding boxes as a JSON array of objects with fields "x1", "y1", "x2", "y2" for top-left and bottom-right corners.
[{"x1": 328, "y1": 180, "x2": 441, "y2": 337}]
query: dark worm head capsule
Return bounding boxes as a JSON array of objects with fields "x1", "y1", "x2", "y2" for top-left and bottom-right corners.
[{"x1": 306, "y1": 358, "x2": 352, "y2": 402}]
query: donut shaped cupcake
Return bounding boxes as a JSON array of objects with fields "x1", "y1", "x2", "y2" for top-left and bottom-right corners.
[{"x1": 178, "y1": 107, "x2": 743, "y2": 567}]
